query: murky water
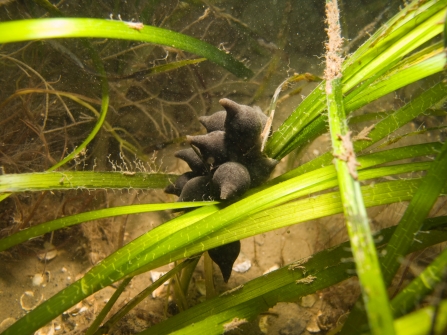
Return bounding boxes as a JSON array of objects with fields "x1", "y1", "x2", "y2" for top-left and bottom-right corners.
[{"x1": 0, "y1": 1, "x2": 419, "y2": 334}]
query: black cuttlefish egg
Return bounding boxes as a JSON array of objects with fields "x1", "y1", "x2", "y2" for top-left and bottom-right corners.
[{"x1": 165, "y1": 99, "x2": 278, "y2": 282}]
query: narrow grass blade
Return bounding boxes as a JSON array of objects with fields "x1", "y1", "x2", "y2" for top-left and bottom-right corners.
[
  {"x1": 324, "y1": 1, "x2": 393, "y2": 328},
  {"x1": 0, "y1": 171, "x2": 177, "y2": 192},
  {"x1": 0, "y1": 201, "x2": 217, "y2": 252},
  {"x1": 85, "y1": 277, "x2": 132, "y2": 335},
  {"x1": 327, "y1": 75, "x2": 394, "y2": 333},
  {"x1": 0, "y1": 18, "x2": 252, "y2": 78},
  {"x1": 345, "y1": 48, "x2": 446, "y2": 112},
  {"x1": 47, "y1": 40, "x2": 109, "y2": 171}
]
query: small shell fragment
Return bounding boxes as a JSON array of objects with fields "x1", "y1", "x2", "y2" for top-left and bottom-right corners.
[
  {"x1": 150, "y1": 271, "x2": 167, "y2": 283},
  {"x1": 151, "y1": 285, "x2": 165, "y2": 298},
  {"x1": 20, "y1": 291, "x2": 43, "y2": 311},
  {"x1": 37, "y1": 242, "x2": 57, "y2": 261},
  {"x1": 306, "y1": 315, "x2": 321, "y2": 333},
  {"x1": 32, "y1": 273, "x2": 44, "y2": 286},
  {"x1": 34, "y1": 322, "x2": 55, "y2": 335},
  {"x1": 0, "y1": 318, "x2": 15, "y2": 332},
  {"x1": 259, "y1": 315, "x2": 270, "y2": 334},
  {"x1": 263, "y1": 264, "x2": 280, "y2": 275},
  {"x1": 66, "y1": 302, "x2": 87, "y2": 316},
  {"x1": 232, "y1": 260, "x2": 251, "y2": 273}
]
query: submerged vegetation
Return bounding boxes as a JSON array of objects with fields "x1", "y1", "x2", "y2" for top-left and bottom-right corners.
[{"x1": 0, "y1": 0, "x2": 446, "y2": 334}]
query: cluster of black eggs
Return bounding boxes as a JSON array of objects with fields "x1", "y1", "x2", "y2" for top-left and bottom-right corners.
[{"x1": 165, "y1": 98, "x2": 278, "y2": 282}]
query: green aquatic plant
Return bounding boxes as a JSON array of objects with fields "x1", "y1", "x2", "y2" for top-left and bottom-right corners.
[{"x1": 0, "y1": 0, "x2": 447, "y2": 334}]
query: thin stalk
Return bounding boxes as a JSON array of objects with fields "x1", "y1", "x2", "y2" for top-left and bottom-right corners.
[
  {"x1": 324, "y1": 1, "x2": 394, "y2": 334},
  {"x1": 204, "y1": 252, "x2": 217, "y2": 299},
  {"x1": 93, "y1": 259, "x2": 197, "y2": 335},
  {"x1": 85, "y1": 277, "x2": 133, "y2": 335},
  {"x1": 48, "y1": 41, "x2": 109, "y2": 171}
]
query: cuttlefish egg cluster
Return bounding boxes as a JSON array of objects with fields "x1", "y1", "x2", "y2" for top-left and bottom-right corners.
[{"x1": 165, "y1": 98, "x2": 278, "y2": 282}]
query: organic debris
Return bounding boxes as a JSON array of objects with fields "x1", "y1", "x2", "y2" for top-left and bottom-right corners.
[
  {"x1": 296, "y1": 275, "x2": 317, "y2": 285},
  {"x1": 223, "y1": 317, "x2": 248, "y2": 332},
  {"x1": 220, "y1": 284, "x2": 244, "y2": 297},
  {"x1": 334, "y1": 132, "x2": 361, "y2": 180},
  {"x1": 352, "y1": 125, "x2": 375, "y2": 141}
]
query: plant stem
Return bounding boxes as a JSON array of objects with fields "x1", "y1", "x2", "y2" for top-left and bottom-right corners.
[{"x1": 324, "y1": 1, "x2": 394, "y2": 334}]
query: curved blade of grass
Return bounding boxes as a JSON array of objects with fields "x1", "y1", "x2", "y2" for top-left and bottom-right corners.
[
  {"x1": 0, "y1": 33, "x2": 110, "y2": 204},
  {"x1": 0, "y1": 201, "x2": 218, "y2": 253},
  {"x1": 0, "y1": 18, "x2": 252, "y2": 78},
  {"x1": 140, "y1": 218, "x2": 447, "y2": 335},
  {"x1": 0, "y1": 171, "x2": 177, "y2": 193},
  {"x1": 48, "y1": 40, "x2": 109, "y2": 171},
  {"x1": 0, "y1": 87, "x2": 149, "y2": 159}
]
